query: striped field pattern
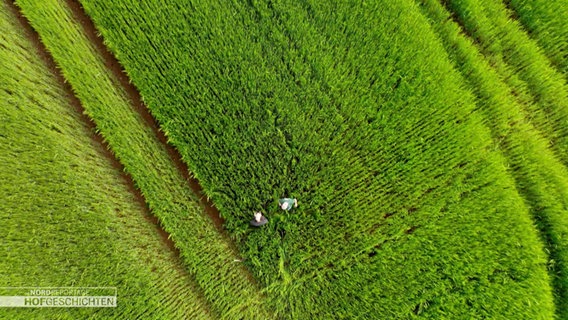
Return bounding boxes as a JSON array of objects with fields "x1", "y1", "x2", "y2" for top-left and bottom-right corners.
[{"x1": 2, "y1": 0, "x2": 567, "y2": 318}]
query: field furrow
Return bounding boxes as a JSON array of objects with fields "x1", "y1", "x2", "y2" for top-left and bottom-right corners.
[
  {"x1": 12, "y1": 0, "x2": 272, "y2": 318},
  {"x1": 76, "y1": 0, "x2": 555, "y2": 317},
  {"x1": 416, "y1": 0, "x2": 568, "y2": 315},
  {"x1": 0, "y1": 1, "x2": 213, "y2": 318},
  {"x1": 440, "y1": 0, "x2": 568, "y2": 168}
]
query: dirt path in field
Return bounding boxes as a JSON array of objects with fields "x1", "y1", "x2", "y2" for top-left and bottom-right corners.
[
  {"x1": 65, "y1": 0, "x2": 268, "y2": 298},
  {"x1": 12, "y1": 0, "x2": 266, "y2": 296},
  {"x1": 6, "y1": 0, "x2": 187, "y2": 257},
  {"x1": 63, "y1": 0, "x2": 227, "y2": 232}
]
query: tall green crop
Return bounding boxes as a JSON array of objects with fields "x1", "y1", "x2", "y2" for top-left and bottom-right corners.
[
  {"x1": 506, "y1": 0, "x2": 568, "y2": 76},
  {"x1": 444, "y1": 0, "x2": 568, "y2": 167},
  {"x1": 417, "y1": 0, "x2": 568, "y2": 316},
  {"x1": 77, "y1": 0, "x2": 556, "y2": 318},
  {"x1": 15, "y1": 0, "x2": 270, "y2": 318},
  {"x1": 0, "y1": 2, "x2": 212, "y2": 319}
]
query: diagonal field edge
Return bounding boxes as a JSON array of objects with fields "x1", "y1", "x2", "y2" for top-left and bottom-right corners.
[
  {"x1": 1, "y1": 0, "x2": 215, "y2": 318},
  {"x1": 64, "y1": 0, "x2": 226, "y2": 232},
  {"x1": 5, "y1": 0, "x2": 185, "y2": 257},
  {"x1": 3, "y1": 0, "x2": 186, "y2": 257},
  {"x1": 11, "y1": 0, "x2": 273, "y2": 317},
  {"x1": 417, "y1": 0, "x2": 568, "y2": 316},
  {"x1": 4, "y1": 0, "x2": 188, "y2": 272}
]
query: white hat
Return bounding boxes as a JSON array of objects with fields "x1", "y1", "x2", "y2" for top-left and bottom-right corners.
[{"x1": 281, "y1": 202, "x2": 289, "y2": 210}]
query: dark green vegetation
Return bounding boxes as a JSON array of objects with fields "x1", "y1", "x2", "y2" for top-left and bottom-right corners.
[
  {"x1": 0, "y1": 2, "x2": 212, "y2": 318},
  {"x1": 75, "y1": 0, "x2": 565, "y2": 318},
  {"x1": 13, "y1": 0, "x2": 271, "y2": 317}
]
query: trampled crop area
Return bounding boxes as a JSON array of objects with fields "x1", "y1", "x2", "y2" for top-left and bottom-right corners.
[{"x1": 2, "y1": 0, "x2": 567, "y2": 318}]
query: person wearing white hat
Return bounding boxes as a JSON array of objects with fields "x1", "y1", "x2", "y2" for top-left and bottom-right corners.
[
  {"x1": 250, "y1": 211, "x2": 268, "y2": 227},
  {"x1": 278, "y1": 198, "x2": 298, "y2": 211}
]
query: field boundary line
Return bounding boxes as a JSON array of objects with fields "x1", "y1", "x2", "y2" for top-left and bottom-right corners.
[
  {"x1": 417, "y1": 0, "x2": 568, "y2": 315},
  {"x1": 11, "y1": 0, "x2": 273, "y2": 317},
  {"x1": 3, "y1": 0, "x2": 185, "y2": 258},
  {"x1": 64, "y1": 0, "x2": 226, "y2": 232},
  {"x1": 61, "y1": 0, "x2": 251, "y2": 275},
  {"x1": 2, "y1": 1, "x2": 216, "y2": 317}
]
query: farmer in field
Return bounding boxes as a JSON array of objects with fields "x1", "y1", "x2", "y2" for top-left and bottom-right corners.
[
  {"x1": 250, "y1": 211, "x2": 268, "y2": 227},
  {"x1": 278, "y1": 198, "x2": 298, "y2": 211}
]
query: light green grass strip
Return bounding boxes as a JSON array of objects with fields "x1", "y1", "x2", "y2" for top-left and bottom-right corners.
[
  {"x1": 0, "y1": 2, "x2": 213, "y2": 319},
  {"x1": 13, "y1": 0, "x2": 271, "y2": 318},
  {"x1": 506, "y1": 0, "x2": 568, "y2": 77},
  {"x1": 445, "y1": 0, "x2": 568, "y2": 168},
  {"x1": 76, "y1": 0, "x2": 554, "y2": 317},
  {"x1": 417, "y1": 0, "x2": 568, "y2": 316}
]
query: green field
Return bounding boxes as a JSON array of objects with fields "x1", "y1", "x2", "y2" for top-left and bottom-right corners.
[
  {"x1": 417, "y1": 0, "x2": 568, "y2": 316},
  {"x1": 0, "y1": 2, "x2": 212, "y2": 318},
  {"x1": 440, "y1": 0, "x2": 568, "y2": 166},
  {"x1": 2, "y1": 0, "x2": 568, "y2": 318},
  {"x1": 12, "y1": 0, "x2": 270, "y2": 317},
  {"x1": 505, "y1": 0, "x2": 568, "y2": 77}
]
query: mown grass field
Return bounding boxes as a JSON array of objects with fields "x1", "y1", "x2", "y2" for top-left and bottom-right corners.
[
  {"x1": 3, "y1": 0, "x2": 567, "y2": 318},
  {"x1": 0, "y1": 2, "x2": 213, "y2": 318}
]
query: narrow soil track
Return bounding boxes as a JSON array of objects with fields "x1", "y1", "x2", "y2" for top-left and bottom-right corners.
[
  {"x1": 5, "y1": 0, "x2": 188, "y2": 263},
  {"x1": 6, "y1": 0, "x2": 191, "y2": 259},
  {"x1": 64, "y1": 0, "x2": 226, "y2": 230}
]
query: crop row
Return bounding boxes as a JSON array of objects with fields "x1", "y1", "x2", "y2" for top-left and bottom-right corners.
[
  {"x1": 0, "y1": 3, "x2": 212, "y2": 319},
  {"x1": 442, "y1": 0, "x2": 568, "y2": 168},
  {"x1": 417, "y1": 0, "x2": 568, "y2": 316},
  {"x1": 14, "y1": 0, "x2": 271, "y2": 318},
  {"x1": 505, "y1": 0, "x2": 568, "y2": 76},
  {"x1": 78, "y1": 0, "x2": 555, "y2": 317}
]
